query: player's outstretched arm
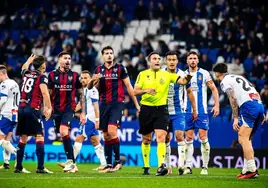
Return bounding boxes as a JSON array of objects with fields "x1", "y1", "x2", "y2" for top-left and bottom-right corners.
[
  {"x1": 123, "y1": 77, "x2": 140, "y2": 112},
  {"x1": 22, "y1": 54, "x2": 35, "y2": 72},
  {"x1": 207, "y1": 80, "x2": 220, "y2": 117},
  {"x1": 87, "y1": 74, "x2": 101, "y2": 89},
  {"x1": 78, "y1": 88, "x2": 86, "y2": 125},
  {"x1": 176, "y1": 74, "x2": 192, "y2": 85},
  {"x1": 226, "y1": 88, "x2": 239, "y2": 131},
  {"x1": 186, "y1": 87, "x2": 197, "y2": 121},
  {"x1": 40, "y1": 83, "x2": 52, "y2": 120}
]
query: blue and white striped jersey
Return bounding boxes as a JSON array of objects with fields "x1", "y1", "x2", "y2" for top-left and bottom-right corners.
[
  {"x1": 84, "y1": 86, "x2": 99, "y2": 122},
  {"x1": 167, "y1": 68, "x2": 187, "y2": 115},
  {"x1": 185, "y1": 68, "x2": 212, "y2": 114}
]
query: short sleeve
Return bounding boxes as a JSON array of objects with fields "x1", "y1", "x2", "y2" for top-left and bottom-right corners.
[
  {"x1": 220, "y1": 79, "x2": 232, "y2": 93},
  {"x1": 21, "y1": 69, "x2": 28, "y2": 77},
  {"x1": 40, "y1": 75, "x2": 48, "y2": 85},
  {"x1": 0, "y1": 83, "x2": 9, "y2": 97},
  {"x1": 90, "y1": 87, "x2": 99, "y2": 102},
  {"x1": 94, "y1": 66, "x2": 100, "y2": 74},
  {"x1": 135, "y1": 72, "x2": 144, "y2": 88},
  {"x1": 169, "y1": 72, "x2": 179, "y2": 84},
  {"x1": 120, "y1": 64, "x2": 128, "y2": 79},
  {"x1": 204, "y1": 70, "x2": 212, "y2": 82},
  {"x1": 47, "y1": 72, "x2": 53, "y2": 89}
]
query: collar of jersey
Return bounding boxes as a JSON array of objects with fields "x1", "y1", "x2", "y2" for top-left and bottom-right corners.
[
  {"x1": 57, "y1": 68, "x2": 70, "y2": 73},
  {"x1": 102, "y1": 62, "x2": 116, "y2": 70}
]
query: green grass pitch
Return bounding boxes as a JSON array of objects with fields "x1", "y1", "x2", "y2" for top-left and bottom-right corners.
[{"x1": 0, "y1": 162, "x2": 267, "y2": 188}]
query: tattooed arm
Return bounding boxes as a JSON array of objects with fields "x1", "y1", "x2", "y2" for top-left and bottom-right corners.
[
  {"x1": 78, "y1": 88, "x2": 86, "y2": 125},
  {"x1": 226, "y1": 88, "x2": 239, "y2": 131}
]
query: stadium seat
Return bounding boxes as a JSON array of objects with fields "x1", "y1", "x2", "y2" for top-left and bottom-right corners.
[
  {"x1": 129, "y1": 20, "x2": 139, "y2": 27},
  {"x1": 168, "y1": 41, "x2": 179, "y2": 51},
  {"x1": 160, "y1": 34, "x2": 173, "y2": 45},
  {"x1": 71, "y1": 22, "x2": 81, "y2": 30},
  {"x1": 61, "y1": 22, "x2": 72, "y2": 30},
  {"x1": 140, "y1": 20, "x2": 149, "y2": 27},
  {"x1": 72, "y1": 64, "x2": 82, "y2": 74},
  {"x1": 94, "y1": 35, "x2": 104, "y2": 43},
  {"x1": 131, "y1": 56, "x2": 139, "y2": 67}
]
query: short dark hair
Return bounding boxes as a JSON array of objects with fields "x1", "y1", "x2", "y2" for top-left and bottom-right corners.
[
  {"x1": 81, "y1": 70, "x2": 91, "y2": 76},
  {"x1": 101, "y1": 46, "x2": 114, "y2": 55},
  {"x1": 165, "y1": 51, "x2": 179, "y2": 59},
  {"x1": 58, "y1": 51, "x2": 71, "y2": 58},
  {"x1": 187, "y1": 51, "x2": 199, "y2": 58},
  {"x1": 0, "y1": 65, "x2": 7, "y2": 73},
  {"x1": 32, "y1": 55, "x2": 46, "y2": 70},
  {"x1": 147, "y1": 52, "x2": 160, "y2": 61},
  {"x1": 212, "y1": 63, "x2": 228, "y2": 73}
]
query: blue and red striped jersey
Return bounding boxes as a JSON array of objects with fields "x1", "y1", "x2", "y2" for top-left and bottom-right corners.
[
  {"x1": 48, "y1": 69, "x2": 82, "y2": 112},
  {"x1": 20, "y1": 69, "x2": 48, "y2": 109},
  {"x1": 95, "y1": 63, "x2": 128, "y2": 104}
]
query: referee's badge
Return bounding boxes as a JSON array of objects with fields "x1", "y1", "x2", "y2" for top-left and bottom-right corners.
[{"x1": 159, "y1": 78, "x2": 165, "y2": 85}]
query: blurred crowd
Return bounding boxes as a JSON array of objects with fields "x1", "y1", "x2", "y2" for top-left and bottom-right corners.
[{"x1": 0, "y1": 0, "x2": 267, "y2": 120}]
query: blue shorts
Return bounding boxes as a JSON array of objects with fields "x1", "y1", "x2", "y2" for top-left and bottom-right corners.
[
  {"x1": 185, "y1": 113, "x2": 209, "y2": 131},
  {"x1": 99, "y1": 102, "x2": 124, "y2": 131},
  {"x1": 77, "y1": 119, "x2": 99, "y2": 139},
  {"x1": 239, "y1": 100, "x2": 264, "y2": 134},
  {"x1": 0, "y1": 116, "x2": 16, "y2": 135},
  {"x1": 168, "y1": 114, "x2": 185, "y2": 132},
  {"x1": 53, "y1": 111, "x2": 74, "y2": 133}
]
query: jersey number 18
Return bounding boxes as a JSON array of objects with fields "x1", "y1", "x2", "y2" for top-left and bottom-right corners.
[{"x1": 21, "y1": 77, "x2": 34, "y2": 93}]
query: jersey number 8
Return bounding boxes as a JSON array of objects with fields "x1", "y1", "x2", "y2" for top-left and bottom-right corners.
[{"x1": 21, "y1": 77, "x2": 34, "y2": 93}]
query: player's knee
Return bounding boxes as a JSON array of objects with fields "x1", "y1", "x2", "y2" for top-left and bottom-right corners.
[
  {"x1": 156, "y1": 133, "x2": 166, "y2": 143},
  {"x1": 103, "y1": 133, "x2": 111, "y2": 141},
  {"x1": 75, "y1": 135, "x2": 84, "y2": 143},
  {"x1": 165, "y1": 134, "x2": 171, "y2": 143},
  {"x1": 19, "y1": 135, "x2": 28, "y2": 144},
  {"x1": 59, "y1": 128, "x2": 69, "y2": 137},
  {"x1": 185, "y1": 136, "x2": 193, "y2": 142},
  {"x1": 36, "y1": 136, "x2": 44, "y2": 142},
  {"x1": 176, "y1": 134, "x2": 184, "y2": 142},
  {"x1": 142, "y1": 135, "x2": 151, "y2": 144},
  {"x1": 199, "y1": 135, "x2": 208, "y2": 141}
]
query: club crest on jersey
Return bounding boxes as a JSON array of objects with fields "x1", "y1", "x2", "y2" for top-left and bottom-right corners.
[
  {"x1": 159, "y1": 78, "x2": 165, "y2": 85},
  {"x1": 198, "y1": 75, "x2": 202, "y2": 80},
  {"x1": 147, "y1": 75, "x2": 150, "y2": 80},
  {"x1": 101, "y1": 68, "x2": 104, "y2": 72},
  {"x1": 68, "y1": 76, "x2": 73, "y2": 81},
  {"x1": 55, "y1": 76, "x2": 58, "y2": 80},
  {"x1": 113, "y1": 68, "x2": 118, "y2": 72}
]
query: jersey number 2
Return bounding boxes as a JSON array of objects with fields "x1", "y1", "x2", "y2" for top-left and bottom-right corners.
[
  {"x1": 235, "y1": 77, "x2": 253, "y2": 91},
  {"x1": 21, "y1": 77, "x2": 34, "y2": 93}
]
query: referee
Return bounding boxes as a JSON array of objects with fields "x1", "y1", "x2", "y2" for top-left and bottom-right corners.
[{"x1": 134, "y1": 52, "x2": 192, "y2": 176}]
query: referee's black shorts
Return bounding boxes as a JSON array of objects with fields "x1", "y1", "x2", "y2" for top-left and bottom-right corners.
[{"x1": 138, "y1": 105, "x2": 169, "y2": 135}]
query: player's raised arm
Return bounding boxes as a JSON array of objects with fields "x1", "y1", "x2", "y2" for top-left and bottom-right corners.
[
  {"x1": 186, "y1": 87, "x2": 197, "y2": 121},
  {"x1": 21, "y1": 54, "x2": 36, "y2": 72},
  {"x1": 207, "y1": 80, "x2": 220, "y2": 117}
]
